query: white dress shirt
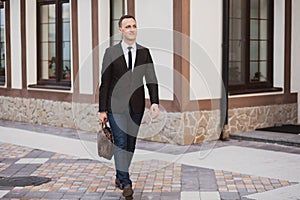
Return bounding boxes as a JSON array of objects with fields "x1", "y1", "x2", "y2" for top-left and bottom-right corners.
[{"x1": 121, "y1": 40, "x2": 136, "y2": 71}]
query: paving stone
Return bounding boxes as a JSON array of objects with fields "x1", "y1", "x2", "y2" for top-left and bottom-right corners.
[
  {"x1": 43, "y1": 192, "x2": 65, "y2": 199},
  {"x1": 219, "y1": 192, "x2": 240, "y2": 200},
  {"x1": 23, "y1": 191, "x2": 46, "y2": 198},
  {"x1": 1, "y1": 158, "x2": 18, "y2": 164},
  {"x1": 181, "y1": 165, "x2": 218, "y2": 192},
  {"x1": 101, "y1": 192, "x2": 122, "y2": 199},
  {"x1": 62, "y1": 194, "x2": 84, "y2": 199},
  {"x1": 0, "y1": 186, "x2": 13, "y2": 190},
  {"x1": 161, "y1": 191, "x2": 181, "y2": 197},
  {"x1": 198, "y1": 169, "x2": 218, "y2": 191},
  {"x1": 3, "y1": 190, "x2": 30, "y2": 198},
  {"x1": 1, "y1": 120, "x2": 300, "y2": 199},
  {"x1": 24, "y1": 149, "x2": 44, "y2": 158},
  {"x1": 160, "y1": 196, "x2": 180, "y2": 200},
  {"x1": 39, "y1": 151, "x2": 56, "y2": 158},
  {"x1": 133, "y1": 192, "x2": 143, "y2": 199},
  {"x1": 0, "y1": 165, "x2": 27, "y2": 176},
  {"x1": 80, "y1": 194, "x2": 102, "y2": 200},
  {"x1": 241, "y1": 197, "x2": 253, "y2": 200},
  {"x1": 46, "y1": 158, "x2": 66, "y2": 163},
  {"x1": 5, "y1": 164, "x2": 27, "y2": 170}
]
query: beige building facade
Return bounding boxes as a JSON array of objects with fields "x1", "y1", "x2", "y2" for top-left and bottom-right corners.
[{"x1": 0, "y1": 0, "x2": 299, "y2": 145}]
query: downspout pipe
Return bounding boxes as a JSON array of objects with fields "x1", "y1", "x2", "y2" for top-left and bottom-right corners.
[{"x1": 220, "y1": 0, "x2": 229, "y2": 139}]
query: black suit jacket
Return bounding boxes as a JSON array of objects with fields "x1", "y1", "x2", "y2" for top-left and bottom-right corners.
[{"x1": 99, "y1": 42, "x2": 159, "y2": 114}]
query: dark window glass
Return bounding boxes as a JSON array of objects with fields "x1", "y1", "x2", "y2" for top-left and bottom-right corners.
[
  {"x1": 110, "y1": 0, "x2": 127, "y2": 46},
  {"x1": 228, "y1": 0, "x2": 274, "y2": 94},
  {"x1": 0, "y1": 2, "x2": 5, "y2": 86},
  {"x1": 36, "y1": 0, "x2": 71, "y2": 88}
]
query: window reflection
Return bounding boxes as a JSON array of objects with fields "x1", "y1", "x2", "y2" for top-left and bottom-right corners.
[
  {"x1": 229, "y1": 0, "x2": 272, "y2": 88},
  {"x1": 37, "y1": 1, "x2": 71, "y2": 86},
  {"x1": 40, "y1": 4, "x2": 56, "y2": 79},
  {"x1": 62, "y1": 2, "x2": 71, "y2": 80},
  {"x1": 0, "y1": 3, "x2": 6, "y2": 86},
  {"x1": 110, "y1": 0, "x2": 127, "y2": 45}
]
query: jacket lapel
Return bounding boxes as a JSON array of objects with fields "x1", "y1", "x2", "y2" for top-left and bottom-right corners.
[
  {"x1": 134, "y1": 44, "x2": 143, "y2": 70},
  {"x1": 115, "y1": 42, "x2": 128, "y2": 71}
]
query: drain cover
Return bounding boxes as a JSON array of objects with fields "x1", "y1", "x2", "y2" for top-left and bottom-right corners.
[{"x1": 0, "y1": 176, "x2": 51, "y2": 187}]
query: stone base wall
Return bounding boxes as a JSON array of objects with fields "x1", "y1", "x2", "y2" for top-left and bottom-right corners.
[
  {"x1": 139, "y1": 110, "x2": 221, "y2": 145},
  {"x1": 223, "y1": 103, "x2": 298, "y2": 137},
  {"x1": 0, "y1": 96, "x2": 297, "y2": 145}
]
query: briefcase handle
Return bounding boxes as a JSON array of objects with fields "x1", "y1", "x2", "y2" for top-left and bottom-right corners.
[{"x1": 101, "y1": 122, "x2": 113, "y2": 142}]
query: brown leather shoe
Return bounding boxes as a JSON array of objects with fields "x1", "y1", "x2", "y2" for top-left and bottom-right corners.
[
  {"x1": 122, "y1": 184, "x2": 133, "y2": 200},
  {"x1": 115, "y1": 178, "x2": 122, "y2": 189}
]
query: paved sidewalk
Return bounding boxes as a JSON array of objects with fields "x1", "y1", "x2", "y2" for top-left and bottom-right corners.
[{"x1": 0, "y1": 120, "x2": 300, "y2": 200}]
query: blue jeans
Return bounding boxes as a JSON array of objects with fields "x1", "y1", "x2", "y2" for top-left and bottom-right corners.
[{"x1": 107, "y1": 109, "x2": 143, "y2": 187}]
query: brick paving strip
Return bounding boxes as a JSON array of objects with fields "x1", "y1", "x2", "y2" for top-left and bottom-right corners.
[
  {"x1": 214, "y1": 170, "x2": 296, "y2": 200},
  {"x1": 0, "y1": 142, "x2": 297, "y2": 200},
  {"x1": 0, "y1": 143, "x2": 182, "y2": 199}
]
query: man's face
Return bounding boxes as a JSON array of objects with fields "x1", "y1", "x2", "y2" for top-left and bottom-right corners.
[{"x1": 119, "y1": 18, "x2": 137, "y2": 42}]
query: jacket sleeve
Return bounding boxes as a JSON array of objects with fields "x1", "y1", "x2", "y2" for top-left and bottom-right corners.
[
  {"x1": 99, "y1": 48, "x2": 112, "y2": 112},
  {"x1": 145, "y1": 49, "x2": 159, "y2": 105}
]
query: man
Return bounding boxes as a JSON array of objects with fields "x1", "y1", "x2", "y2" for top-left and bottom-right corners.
[{"x1": 99, "y1": 15, "x2": 160, "y2": 199}]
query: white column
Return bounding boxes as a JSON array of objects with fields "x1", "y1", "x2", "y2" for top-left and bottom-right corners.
[
  {"x1": 98, "y1": 0, "x2": 110, "y2": 84},
  {"x1": 190, "y1": 0, "x2": 222, "y2": 100},
  {"x1": 78, "y1": 0, "x2": 93, "y2": 94},
  {"x1": 291, "y1": 0, "x2": 300, "y2": 123},
  {"x1": 273, "y1": 0, "x2": 285, "y2": 89},
  {"x1": 135, "y1": 0, "x2": 174, "y2": 100},
  {"x1": 26, "y1": 0, "x2": 37, "y2": 86}
]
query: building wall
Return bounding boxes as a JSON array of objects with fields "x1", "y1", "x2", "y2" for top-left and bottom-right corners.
[
  {"x1": 291, "y1": 0, "x2": 300, "y2": 123},
  {"x1": 135, "y1": 0, "x2": 174, "y2": 100},
  {"x1": 190, "y1": 0, "x2": 223, "y2": 100},
  {"x1": 224, "y1": 103, "x2": 297, "y2": 135},
  {"x1": 189, "y1": 0, "x2": 288, "y2": 99},
  {"x1": 0, "y1": 0, "x2": 298, "y2": 145},
  {"x1": 0, "y1": 96, "x2": 296, "y2": 145}
]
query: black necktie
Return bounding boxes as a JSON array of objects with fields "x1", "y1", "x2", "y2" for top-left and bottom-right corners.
[{"x1": 128, "y1": 47, "x2": 132, "y2": 71}]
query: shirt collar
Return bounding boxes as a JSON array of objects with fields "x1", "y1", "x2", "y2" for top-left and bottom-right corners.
[{"x1": 121, "y1": 40, "x2": 136, "y2": 52}]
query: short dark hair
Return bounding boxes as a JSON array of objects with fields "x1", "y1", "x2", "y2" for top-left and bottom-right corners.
[{"x1": 118, "y1": 15, "x2": 136, "y2": 28}]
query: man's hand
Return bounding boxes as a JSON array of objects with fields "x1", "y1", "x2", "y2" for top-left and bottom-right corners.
[
  {"x1": 150, "y1": 104, "x2": 160, "y2": 119},
  {"x1": 99, "y1": 112, "x2": 108, "y2": 123}
]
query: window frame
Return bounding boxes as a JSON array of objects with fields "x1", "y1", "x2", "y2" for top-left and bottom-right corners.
[
  {"x1": 228, "y1": 0, "x2": 279, "y2": 95},
  {"x1": 35, "y1": 0, "x2": 71, "y2": 89}
]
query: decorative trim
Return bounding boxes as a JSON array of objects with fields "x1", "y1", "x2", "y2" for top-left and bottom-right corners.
[
  {"x1": 71, "y1": 0, "x2": 79, "y2": 95},
  {"x1": 228, "y1": 93, "x2": 297, "y2": 109},
  {"x1": 92, "y1": 0, "x2": 99, "y2": 96},
  {"x1": 21, "y1": 0, "x2": 27, "y2": 90},
  {"x1": 127, "y1": 0, "x2": 135, "y2": 16},
  {"x1": 173, "y1": 0, "x2": 190, "y2": 112},
  {"x1": 284, "y1": 0, "x2": 292, "y2": 94}
]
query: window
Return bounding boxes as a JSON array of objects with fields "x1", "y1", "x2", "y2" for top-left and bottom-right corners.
[
  {"x1": 0, "y1": 2, "x2": 6, "y2": 86},
  {"x1": 228, "y1": 0, "x2": 276, "y2": 94},
  {"x1": 110, "y1": 0, "x2": 127, "y2": 46},
  {"x1": 35, "y1": 0, "x2": 71, "y2": 89}
]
